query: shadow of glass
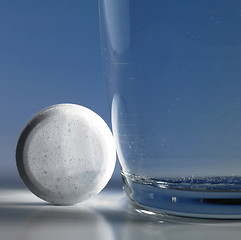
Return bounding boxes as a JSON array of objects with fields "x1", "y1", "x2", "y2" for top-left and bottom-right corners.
[{"x1": 120, "y1": 202, "x2": 241, "y2": 240}]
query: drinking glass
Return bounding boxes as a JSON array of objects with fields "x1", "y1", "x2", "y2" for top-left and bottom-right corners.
[{"x1": 98, "y1": 0, "x2": 241, "y2": 218}]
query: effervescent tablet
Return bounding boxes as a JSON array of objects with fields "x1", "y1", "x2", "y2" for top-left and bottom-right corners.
[{"x1": 16, "y1": 104, "x2": 116, "y2": 205}]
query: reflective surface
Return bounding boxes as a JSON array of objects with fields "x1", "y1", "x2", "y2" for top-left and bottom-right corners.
[
  {"x1": 1, "y1": 188, "x2": 241, "y2": 240},
  {"x1": 99, "y1": 0, "x2": 241, "y2": 217}
]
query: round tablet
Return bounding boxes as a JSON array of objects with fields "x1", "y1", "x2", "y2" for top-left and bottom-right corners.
[{"x1": 16, "y1": 104, "x2": 116, "y2": 205}]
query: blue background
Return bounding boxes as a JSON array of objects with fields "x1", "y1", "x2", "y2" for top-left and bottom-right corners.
[{"x1": 0, "y1": 0, "x2": 121, "y2": 186}]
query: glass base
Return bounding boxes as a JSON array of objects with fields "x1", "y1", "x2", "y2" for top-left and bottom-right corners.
[{"x1": 122, "y1": 172, "x2": 241, "y2": 219}]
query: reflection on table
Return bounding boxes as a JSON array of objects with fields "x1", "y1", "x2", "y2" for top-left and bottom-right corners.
[{"x1": 0, "y1": 189, "x2": 241, "y2": 240}]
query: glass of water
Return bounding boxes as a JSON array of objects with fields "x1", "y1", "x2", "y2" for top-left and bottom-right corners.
[{"x1": 99, "y1": 0, "x2": 241, "y2": 218}]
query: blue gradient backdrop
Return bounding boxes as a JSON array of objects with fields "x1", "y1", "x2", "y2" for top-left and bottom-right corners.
[{"x1": 0, "y1": 0, "x2": 121, "y2": 186}]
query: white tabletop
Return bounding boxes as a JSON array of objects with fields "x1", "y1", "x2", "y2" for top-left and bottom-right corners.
[{"x1": 1, "y1": 187, "x2": 241, "y2": 240}]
